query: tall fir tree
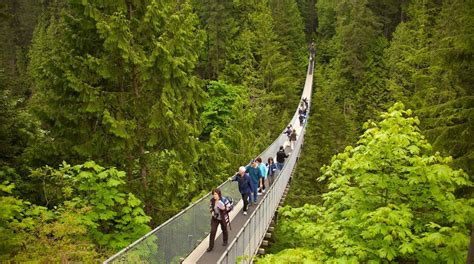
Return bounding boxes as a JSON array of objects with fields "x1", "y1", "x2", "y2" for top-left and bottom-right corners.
[
  {"x1": 29, "y1": 0, "x2": 205, "y2": 219},
  {"x1": 418, "y1": 0, "x2": 474, "y2": 181},
  {"x1": 192, "y1": 0, "x2": 238, "y2": 80},
  {"x1": 386, "y1": 0, "x2": 474, "y2": 182}
]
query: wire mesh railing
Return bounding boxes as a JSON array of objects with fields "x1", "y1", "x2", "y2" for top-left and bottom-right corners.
[{"x1": 104, "y1": 56, "x2": 313, "y2": 264}]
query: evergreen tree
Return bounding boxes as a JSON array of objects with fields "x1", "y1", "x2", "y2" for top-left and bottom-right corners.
[
  {"x1": 418, "y1": 0, "x2": 474, "y2": 180},
  {"x1": 386, "y1": 0, "x2": 436, "y2": 109},
  {"x1": 355, "y1": 37, "x2": 394, "y2": 125},
  {"x1": 295, "y1": 0, "x2": 316, "y2": 39},
  {"x1": 0, "y1": 0, "x2": 42, "y2": 169},
  {"x1": 269, "y1": 0, "x2": 307, "y2": 68},
  {"x1": 220, "y1": 0, "x2": 303, "y2": 141},
  {"x1": 192, "y1": 0, "x2": 238, "y2": 79},
  {"x1": 386, "y1": 0, "x2": 474, "y2": 181},
  {"x1": 29, "y1": 0, "x2": 205, "y2": 219}
]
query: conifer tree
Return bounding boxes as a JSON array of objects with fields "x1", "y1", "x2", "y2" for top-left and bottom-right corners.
[
  {"x1": 418, "y1": 0, "x2": 474, "y2": 180},
  {"x1": 269, "y1": 0, "x2": 307, "y2": 68},
  {"x1": 386, "y1": 0, "x2": 474, "y2": 180},
  {"x1": 192, "y1": 0, "x2": 238, "y2": 79},
  {"x1": 29, "y1": 0, "x2": 205, "y2": 217}
]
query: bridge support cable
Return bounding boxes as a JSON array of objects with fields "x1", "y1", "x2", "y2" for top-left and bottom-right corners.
[{"x1": 103, "y1": 56, "x2": 314, "y2": 264}]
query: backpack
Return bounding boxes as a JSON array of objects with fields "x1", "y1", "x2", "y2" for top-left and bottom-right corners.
[{"x1": 221, "y1": 196, "x2": 234, "y2": 213}]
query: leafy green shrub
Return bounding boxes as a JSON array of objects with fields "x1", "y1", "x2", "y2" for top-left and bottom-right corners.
[{"x1": 260, "y1": 103, "x2": 473, "y2": 263}]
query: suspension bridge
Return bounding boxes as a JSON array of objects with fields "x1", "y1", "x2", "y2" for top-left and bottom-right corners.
[{"x1": 104, "y1": 56, "x2": 314, "y2": 264}]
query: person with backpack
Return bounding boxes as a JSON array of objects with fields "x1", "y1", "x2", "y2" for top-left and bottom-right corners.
[
  {"x1": 276, "y1": 146, "x2": 289, "y2": 170},
  {"x1": 207, "y1": 188, "x2": 229, "y2": 252},
  {"x1": 246, "y1": 160, "x2": 262, "y2": 205},
  {"x1": 266, "y1": 157, "x2": 278, "y2": 187},
  {"x1": 230, "y1": 166, "x2": 252, "y2": 215}
]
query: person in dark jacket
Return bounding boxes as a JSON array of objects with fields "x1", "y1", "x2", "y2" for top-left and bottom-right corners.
[
  {"x1": 276, "y1": 146, "x2": 289, "y2": 170},
  {"x1": 207, "y1": 189, "x2": 228, "y2": 252},
  {"x1": 230, "y1": 166, "x2": 253, "y2": 215}
]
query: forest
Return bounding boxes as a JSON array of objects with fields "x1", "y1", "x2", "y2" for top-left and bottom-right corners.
[{"x1": 0, "y1": 0, "x2": 472, "y2": 263}]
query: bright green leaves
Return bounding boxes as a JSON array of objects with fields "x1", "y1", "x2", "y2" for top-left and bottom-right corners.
[
  {"x1": 60, "y1": 161, "x2": 151, "y2": 250},
  {"x1": 1, "y1": 161, "x2": 151, "y2": 260},
  {"x1": 257, "y1": 248, "x2": 322, "y2": 264},
  {"x1": 261, "y1": 103, "x2": 473, "y2": 263},
  {"x1": 0, "y1": 172, "x2": 99, "y2": 262}
]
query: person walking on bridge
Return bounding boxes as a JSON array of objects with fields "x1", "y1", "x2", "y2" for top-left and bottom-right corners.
[
  {"x1": 302, "y1": 97, "x2": 309, "y2": 109},
  {"x1": 266, "y1": 157, "x2": 277, "y2": 187},
  {"x1": 284, "y1": 125, "x2": 292, "y2": 141},
  {"x1": 246, "y1": 160, "x2": 262, "y2": 205},
  {"x1": 230, "y1": 166, "x2": 252, "y2": 215},
  {"x1": 298, "y1": 105, "x2": 306, "y2": 126},
  {"x1": 207, "y1": 189, "x2": 228, "y2": 252},
  {"x1": 290, "y1": 129, "x2": 297, "y2": 150},
  {"x1": 276, "y1": 146, "x2": 288, "y2": 170},
  {"x1": 256, "y1": 157, "x2": 267, "y2": 194}
]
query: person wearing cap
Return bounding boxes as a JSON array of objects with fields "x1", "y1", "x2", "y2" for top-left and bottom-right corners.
[
  {"x1": 276, "y1": 146, "x2": 288, "y2": 170},
  {"x1": 245, "y1": 160, "x2": 262, "y2": 205},
  {"x1": 230, "y1": 166, "x2": 253, "y2": 215}
]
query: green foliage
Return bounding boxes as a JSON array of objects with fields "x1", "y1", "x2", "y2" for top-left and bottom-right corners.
[
  {"x1": 258, "y1": 248, "x2": 321, "y2": 264},
  {"x1": 0, "y1": 0, "x2": 42, "y2": 170},
  {"x1": 28, "y1": 0, "x2": 208, "y2": 225},
  {"x1": 0, "y1": 175, "x2": 99, "y2": 262},
  {"x1": 265, "y1": 103, "x2": 473, "y2": 263},
  {"x1": 385, "y1": 0, "x2": 436, "y2": 108},
  {"x1": 417, "y1": 97, "x2": 474, "y2": 185},
  {"x1": 66, "y1": 161, "x2": 151, "y2": 250},
  {"x1": 192, "y1": 0, "x2": 239, "y2": 79},
  {"x1": 0, "y1": 161, "x2": 150, "y2": 261},
  {"x1": 355, "y1": 37, "x2": 393, "y2": 125},
  {"x1": 269, "y1": 0, "x2": 307, "y2": 69},
  {"x1": 386, "y1": 0, "x2": 474, "y2": 180},
  {"x1": 200, "y1": 81, "x2": 244, "y2": 136},
  {"x1": 0, "y1": 179, "x2": 25, "y2": 259}
]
